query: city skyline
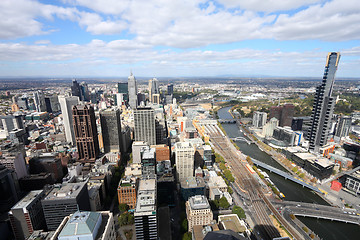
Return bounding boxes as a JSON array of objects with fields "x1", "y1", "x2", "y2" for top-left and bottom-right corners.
[{"x1": 0, "y1": 0, "x2": 359, "y2": 78}]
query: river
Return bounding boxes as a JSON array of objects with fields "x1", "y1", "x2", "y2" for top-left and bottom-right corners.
[{"x1": 217, "y1": 106, "x2": 360, "y2": 240}]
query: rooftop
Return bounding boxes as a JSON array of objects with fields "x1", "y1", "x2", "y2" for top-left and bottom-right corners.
[
  {"x1": 11, "y1": 190, "x2": 43, "y2": 210},
  {"x1": 218, "y1": 214, "x2": 247, "y2": 233},
  {"x1": 135, "y1": 179, "x2": 157, "y2": 214},
  {"x1": 58, "y1": 211, "x2": 101, "y2": 238},
  {"x1": 189, "y1": 195, "x2": 210, "y2": 210},
  {"x1": 294, "y1": 152, "x2": 317, "y2": 160},
  {"x1": 181, "y1": 177, "x2": 205, "y2": 188},
  {"x1": 310, "y1": 157, "x2": 334, "y2": 168},
  {"x1": 44, "y1": 182, "x2": 85, "y2": 201}
]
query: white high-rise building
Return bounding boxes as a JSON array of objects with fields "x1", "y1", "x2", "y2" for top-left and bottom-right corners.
[
  {"x1": 148, "y1": 78, "x2": 159, "y2": 102},
  {"x1": 128, "y1": 73, "x2": 138, "y2": 109},
  {"x1": 253, "y1": 111, "x2": 267, "y2": 128},
  {"x1": 58, "y1": 95, "x2": 79, "y2": 145},
  {"x1": 175, "y1": 142, "x2": 194, "y2": 182}
]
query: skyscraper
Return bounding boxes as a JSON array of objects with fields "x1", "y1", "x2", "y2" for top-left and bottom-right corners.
[
  {"x1": 128, "y1": 73, "x2": 138, "y2": 109},
  {"x1": 33, "y1": 90, "x2": 46, "y2": 112},
  {"x1": 308, "y1": 52, "x2": 341, "y2": 152},
  {"x1": 149, "y1": 78, "x2": 159, "y2": 102},
  {"x1": 134, "y1": 107, "x2": 156, "y2": 145},
  {"x1": 71, "y1": 79, "x2": 82, "y2": 100},
  {"x1": 270, "y1": 104, "x2": 294, "y2": 127},
  {"x1": 167, "y1": 83, "x2": 174, "y2": 95},
  {"x1": 335, "y1": 115, "x2": 352, "y2": 139},
  {"x1": 100, "y1": 108, "x2": 122, "y2": 153},
  {"x1": 252, "y1": 111, "x2": 267, "y2": 128},
  {"x1": 58, "y1": 96, "x2": 79, "y2": 145},
  {"x1": 73, "y1": 105, "x2": 100, "y2": 162},
  {"x1": 175, "y1": 142, "x2": 195, "y2": 182},
  {"x1": 118, "y1": 82, "x2": 128, "y2": 101}
]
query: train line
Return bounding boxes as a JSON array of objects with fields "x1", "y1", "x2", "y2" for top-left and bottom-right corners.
[{"x1": 206, "y1": 124, "x2": 301, "y2": 239}]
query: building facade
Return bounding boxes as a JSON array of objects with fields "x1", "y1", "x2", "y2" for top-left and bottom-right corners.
[
  {"x1": 128, "y1": 73, "x2": 138, "y2": 109},
  {"x1": 58, "y1": 96, "x2": 79, "y2": 145},
  {"x1": 308, "y1": 52, "x2": 341, "y2": 152},
  {"x1": 118, "y1": 176, "x2": 137, "y2": 209},
  {"x1": 8, "y1": 190, "x2": 47, "y2": 240},
  {"x1": 100, "y1": 108, "x2": 122, "y2": 153},
  {"x1": 186, "y1": 195, "x2": 213, "y2": 232},
  {"x1": 134, "y1": 179, "x2": 157, "y2": 240},
  {"x1": 175, "y1": 142, "x2": 195, "y2": 182},
  {"x1": 134, "y1": 108, "x2": 156, "y2": 146},
  {"x1": 73, "y1": 105, "x2": 100, "y2": 162},
  {"x1": 252, "y1": 111, "x2": 267, "y2": 128},
  {"x1": 41, "y1": 182, "x2": 90, "y2": 230},
  {"x1": 335, "y1": 115, "x2": 352, "y2": 139}
]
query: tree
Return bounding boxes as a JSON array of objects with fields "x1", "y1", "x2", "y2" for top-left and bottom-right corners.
[
  {"x1": 118, "y1": 203, "x2": 129, "y2": 213},
  {"x1": 118, "y1": 212, "x2": 134, "y2": 226},
  {"x1": 181, "y1": 218, "x2": 188, "y2": 233},
  {"x1": 228, "y1": 186, "x2": 233, "y2": 194},
  {"x1": 223, "y1": 169, "x2": 235, "y2": 182},
  {"x1": 219, "y1": 196, "x2": 230, "y2": 209},
  {"x1": 232, "y1": 205, "x2": 246, "y2": 219},
  {"x1": 182, "y1": 232, "x2": 192, "y2": 240}
]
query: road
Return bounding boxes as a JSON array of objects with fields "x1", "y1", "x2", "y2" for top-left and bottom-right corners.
[{"x1": 273, "y1": 201, "x2": 360, "y2": 224}]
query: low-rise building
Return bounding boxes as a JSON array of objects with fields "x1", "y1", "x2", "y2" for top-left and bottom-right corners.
[
  {"x1": 304, "y1": 157, "x2": 334, "y2": 180},
  {"x1": 180, "y1": 177, "x2": 206, "y2": 201},
  {"x1": 218, "y1": 214, "x2": 247, "y2": 234},
  {"x1": 186, "y1": 195, "x2": 213, "y2": 232},
  {"x1": 56, "y1": 211, "x2": 116, "y2": 240},
  {"x1": 117, "y1": 175, "x2": 138, "y2": 209},
  {"x1": 343, "y1": 170, "x2": 360, "y2": 195}
]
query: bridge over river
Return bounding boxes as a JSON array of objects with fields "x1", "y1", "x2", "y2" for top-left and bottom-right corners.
[
  {"x1": 273, "y1": 200, "x2": 360, "y2": 225},
  {"x1": 251, "y1": 158, "x2": 322, "y2": 194}
]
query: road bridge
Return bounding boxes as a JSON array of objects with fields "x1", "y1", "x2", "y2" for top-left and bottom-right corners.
[
  {"x1": 273, "y1": 201, "x2": 360, "y2": 225},
  {"x1": 251, "y1": 159, "x2": 322, "y2": 194}
]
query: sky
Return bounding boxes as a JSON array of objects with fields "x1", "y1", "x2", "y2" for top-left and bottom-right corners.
[{"x1": 0, "y1": 0, "x2": 360, "y2": 78}]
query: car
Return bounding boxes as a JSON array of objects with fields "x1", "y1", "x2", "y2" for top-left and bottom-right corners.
[{"x1": 344, "y1": 211, "x2": 347, "y2": 214}]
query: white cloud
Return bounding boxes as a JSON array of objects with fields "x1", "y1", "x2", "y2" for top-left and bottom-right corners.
[
  {"x1": 267, "y1": 0, "x2": 360, "y2": 41},
  {"x1": 0, "y1": 40, "x2": 358, "y2": 77},
  {"x1": 78, "y1": 12, "x2": 127, "y2": 35},
  {"x1": 215, "y1": 0, "x2": 322, "y2": 12}
]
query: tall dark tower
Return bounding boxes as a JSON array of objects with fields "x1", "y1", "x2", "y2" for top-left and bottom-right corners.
[
  {"x1": 73, "y1": 105, "x2": 100, "y2": 162},
  {"x1": 100, "y1": 108, "x2": 122, "y2": 153},
  {"x1": 308, "y1": 52, "x2": 341, "y2": 152},
  {"x1": 71, "y1": 80, "x2": 82, "y2": 100}
]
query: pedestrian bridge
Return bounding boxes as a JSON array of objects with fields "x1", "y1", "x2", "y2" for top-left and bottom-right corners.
[
  {"x1": 273, "y1": 200, "x2": 360, "y2": 225},
  {"x1": 218, "y1": 119, "x2": 237, "y2": 123},
  {"x1": 230, "y1": 137, "x2": 253, "y2": 144},
  {"x1": 251, "y1": 159, "x2": 322, "y2": 194}
]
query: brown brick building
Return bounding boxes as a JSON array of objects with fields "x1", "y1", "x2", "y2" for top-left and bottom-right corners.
[
  {"x1": 72, "y1": 105, "x2": 99, "y2": 163},
  {"x1": 117, "y1": 176, "x2": 138, "y2": 209}
]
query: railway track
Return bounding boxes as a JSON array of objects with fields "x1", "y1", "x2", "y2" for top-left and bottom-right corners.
[{"x1": 207, "y1": 126, "x2": 300, "y2": 239}]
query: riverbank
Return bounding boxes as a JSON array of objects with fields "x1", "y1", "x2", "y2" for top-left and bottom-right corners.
[{"x1": 218, "y1": 106, "x2": 360, "y2": 240}]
